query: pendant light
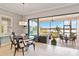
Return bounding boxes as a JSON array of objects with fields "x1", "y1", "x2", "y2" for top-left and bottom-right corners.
[{"x1": 19, "y1": 3, "x2": 27, "y2": 26}]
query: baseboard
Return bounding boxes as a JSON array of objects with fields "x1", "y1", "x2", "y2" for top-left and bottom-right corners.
[{"x1": 1, "y1": 42, "x2": 11, "y2": 47}]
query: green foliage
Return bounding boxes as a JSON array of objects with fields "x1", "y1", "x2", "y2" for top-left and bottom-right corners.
[
  {"x1": 55, "y1": 26, "x2": 61, "y2": 34},
  {"x1": 51, "y1": 32, "x2": 58, "y2": 38}
]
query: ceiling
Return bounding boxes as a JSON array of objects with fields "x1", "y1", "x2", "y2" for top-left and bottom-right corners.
[{"x1": 0, "y1": 3, "x2": 77, "y2": 15}]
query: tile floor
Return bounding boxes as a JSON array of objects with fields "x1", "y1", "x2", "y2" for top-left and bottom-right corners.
[{"x1": 0, "y1": 42, "x2": 79, "y2": 56}]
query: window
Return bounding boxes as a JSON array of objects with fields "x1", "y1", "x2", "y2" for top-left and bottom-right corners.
[{"x1": 29, "y1": 19, "x2": 38, "y2": 39}]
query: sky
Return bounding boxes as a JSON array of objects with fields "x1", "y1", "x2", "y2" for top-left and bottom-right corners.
[
  {"x1": 39, "y1": 20, "x2": 77, "y2": 28},
  {"x1": 29, "y1": 20, "x2": 77, "y2": 28}
]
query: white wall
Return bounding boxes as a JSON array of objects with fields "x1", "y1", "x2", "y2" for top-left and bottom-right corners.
[{"x1": 19, "y1": 16, "x2": 28, "y2": 34}]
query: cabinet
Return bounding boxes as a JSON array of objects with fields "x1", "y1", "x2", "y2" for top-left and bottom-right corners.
[{"x1": 0, "y1": 15, "x2": 12, "y2": 46}]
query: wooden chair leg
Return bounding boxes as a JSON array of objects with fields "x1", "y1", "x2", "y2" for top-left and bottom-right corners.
[
  {"x1": 0, "y1": 41, "x2": 1, "y2": 47},
  {"x1": 14, "y1": 48, "x2": 17, "y2": 56},
  {"x1": 10, "y1": 43, "x2": 13, "y2": 49},
  {"x1": 22, "y1": 48, "x2": 24, "y2": 56}
]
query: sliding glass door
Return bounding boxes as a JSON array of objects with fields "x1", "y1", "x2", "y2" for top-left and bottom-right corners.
[
  {"x1": 28, "y1": 19, "x2": 38, "y2": 39},
  {"x1": 71, "y1": 20, "x2": 77, "y2": 35},
  {"x1": 39, "y1": 19, "x2": 50, "y2": 36},
  {"x1": 28, "y1": 15, "x2": 77, "y2": 42},
  {"x1": 63, "y1": 20, "x2": 77, "y2": 38}
]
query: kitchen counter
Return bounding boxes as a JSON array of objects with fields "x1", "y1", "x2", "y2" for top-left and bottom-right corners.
[
  {"x1": 0, "y1": 35, "x2": 9, "y2": 37},
  {"x1": 0, "y1": 35, "x2": 10, "y2": 47}
]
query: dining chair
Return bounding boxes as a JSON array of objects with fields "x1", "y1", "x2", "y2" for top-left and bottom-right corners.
[
  {"x1": 9, "y1": 35, "x2": 15, "y2": 49},
  {"x1": 24, "y1": 39, "x2": 35, "y2": 51},
  {"x1": 14, "y1": 37, "x2": 25, "y2": 56},
  {"x1": 23, "y1": 34, "x2": 35, "y2": 50}
]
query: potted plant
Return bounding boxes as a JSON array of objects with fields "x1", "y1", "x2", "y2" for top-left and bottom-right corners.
[{"x1": 51, "y1": 37, "x2": 57, "y2": 45}]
